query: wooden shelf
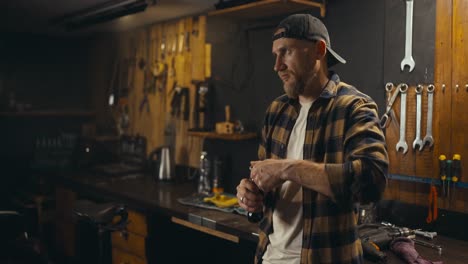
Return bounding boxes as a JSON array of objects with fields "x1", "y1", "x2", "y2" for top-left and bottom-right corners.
[
  {"x1": 208, "y1": 0, "x2": 326, "y2": 19},
  {"x1": 0, "y1": 110, "x2": 95, "y2": 117},
  {"x1": 188, "y1": 131, "x2": 258, "y2": 141}
]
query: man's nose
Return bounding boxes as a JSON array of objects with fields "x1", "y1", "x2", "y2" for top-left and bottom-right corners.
[{"x1": 274, "y1": 57, "x2": 286, "y2": 72}]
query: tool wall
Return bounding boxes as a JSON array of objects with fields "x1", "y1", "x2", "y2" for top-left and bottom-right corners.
[
  {"x1": 383, "y1": 0, "x2": 468, "y2": 215},
  {"x1": 110, "y1": 16, "x2": 209, "y2": 168}
]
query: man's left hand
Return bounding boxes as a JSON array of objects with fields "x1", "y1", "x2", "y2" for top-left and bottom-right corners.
[{"x1": 250, "y1": 159, "x2": 293, "y2": 193}]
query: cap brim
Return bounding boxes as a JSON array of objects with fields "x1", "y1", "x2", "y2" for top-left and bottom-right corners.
[{"x1": 327, "y1": 47, "x2": 346, "y2": 67}]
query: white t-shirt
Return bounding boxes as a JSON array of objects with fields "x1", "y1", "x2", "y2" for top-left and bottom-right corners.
[{"x1": 262, "y1": 100, "x2": 313, "y2": 264}]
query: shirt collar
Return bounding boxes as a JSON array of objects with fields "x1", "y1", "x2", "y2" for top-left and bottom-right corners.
[{"x1": 319, "y1": 71, "x2": 340, "y2": 99}]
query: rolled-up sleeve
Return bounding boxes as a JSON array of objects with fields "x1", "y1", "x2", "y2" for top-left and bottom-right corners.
[{"x1": 326, "y1": 98, "x2": 388, "y2": 205}]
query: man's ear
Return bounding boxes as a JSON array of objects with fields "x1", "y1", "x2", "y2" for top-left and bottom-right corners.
[{"x1": 315, "y1": 40, "x2": 327, "y2": 59}]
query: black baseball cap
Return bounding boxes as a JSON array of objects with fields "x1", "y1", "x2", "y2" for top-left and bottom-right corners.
[{"x1": 273, "y1": 14, "x2": 346, "y2": 67}]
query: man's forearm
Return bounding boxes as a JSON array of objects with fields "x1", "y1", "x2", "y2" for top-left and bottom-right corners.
[{"x1": 281, "y1": 160, "x2": 333, "y2": 198}]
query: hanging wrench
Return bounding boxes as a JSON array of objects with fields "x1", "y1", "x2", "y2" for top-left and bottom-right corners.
[
  {"x1": 396, "y1": 84, "x2": 408, "y2": 154},
  {"x1": 422, "y1": 84, "x2": 434, "y2": 149},
  {"x1": 380, "y1": 82, "x2": 401, "y2": 128},
  {"x1": 401, "y1": 0, "x2": 415, "y2": 72},
  {"x1": 413, "y1": 85, "x2": 423, "y2": 150}
]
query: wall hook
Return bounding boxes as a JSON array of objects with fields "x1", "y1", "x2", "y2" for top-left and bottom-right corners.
[
  {"x1": 465, "y1": 84, "x2": 468, "y2": 92},
  {"x1": 442, "y1": 84, "x2": 445, "y2": 93},
  {"x1": 455, "y1": 84, "x2": 459, "y2": 92}
]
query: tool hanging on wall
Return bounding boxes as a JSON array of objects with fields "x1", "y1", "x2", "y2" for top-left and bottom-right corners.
[
  {"x1": 152, "y1": 61, "x2": 167, "y2": 92},
  {"x1": 413, "y1": 85, "x2": 423, "y2": 151},
  {"x1": 170, "y1": 84, "x2": 190, "y2": 121},
  {"x1": 401, "y1": 0, "x2": 415, "y2": 72},
  {"x1": 426, "y1": 184, "x2": 438, "y2": 224},
  {"x1": 396, "y1": 84, "x2": 408, "y2": 154},
  {"x1": 451, "y1": 154, "x2": 461, "y2": 201},
  {"x1": 439, "y1": 155, "x2": 447, "y2": 197},
  {"x1": 422, "y1": 84, "x2": 435, "y2": 150},
  {"x1": 161, "y1": 34, "x2": 166, "y2": 60},
  {"x1": 380, "y1": 82, "x2": 401, "y2": 128}
]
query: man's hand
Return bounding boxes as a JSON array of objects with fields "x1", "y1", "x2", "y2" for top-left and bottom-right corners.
[
  {"x1": 250, "y1": 159, "x2": 333, "y2": 198},
  {"x1": 236, "y1": 178, "x2": 264, "y2": 213},
  {"x1": 249, "y1": 159, "x2": 291, "y2": 193}
]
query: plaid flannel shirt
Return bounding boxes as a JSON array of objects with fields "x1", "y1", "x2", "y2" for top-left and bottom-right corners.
[{"x1": 254, "y1": 73, "x2": 388, "y2": 264}]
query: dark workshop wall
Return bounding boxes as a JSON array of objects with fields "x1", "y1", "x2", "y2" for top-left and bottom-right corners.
[
  {"x1": 0, "y1": 34, "x2": 96, "y2": 195},
  {"x1": 0, "y1": 34, "x2": 93, "y2": 111},
  {"x1": 205, "y1": 0, "x2": 386, "y2": 193}
]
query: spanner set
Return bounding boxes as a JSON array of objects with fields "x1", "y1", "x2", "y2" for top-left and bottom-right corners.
[{"x1": 381, "y1": 83, "x2": 435, "y2": 154}]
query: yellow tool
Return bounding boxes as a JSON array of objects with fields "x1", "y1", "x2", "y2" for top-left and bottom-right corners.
[
  {"x1": 439, "y1": 155, "x2": 447, "y2": 197},
  {"x1": 452, "y1": 154, "x2": 461, "y2": 184},
  {"x1": 203, "y1": 194, "x2": 238, "y2": 208},
  {"x1": 451, "y1": 154, "x2": 461, "y2": 201}
]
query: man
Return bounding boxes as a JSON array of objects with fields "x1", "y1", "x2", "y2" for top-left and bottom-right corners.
[{"x1": 236, "y1": 14, "x2": 388, "y2": 264}]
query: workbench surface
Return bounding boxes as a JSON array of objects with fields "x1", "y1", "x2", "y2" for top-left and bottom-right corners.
[{"x1": 49, "y1": 171, "x2": 468, "y2": 264}]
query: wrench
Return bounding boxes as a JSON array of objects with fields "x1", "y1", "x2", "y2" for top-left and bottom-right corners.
[
  {"x1": 413, "y1": 85, "x2": 423, "y2": 150},
  {"x1": 396, "y1": 84, "x2": 408, "y2": 154},
  {"x1": 380, "y1": 82, "x2": 401, "y2": 128},
  {"x1": 422, "y1": 84, "x2": 435, "y2": 148},
  {"x1": 401, "y1": 0, "x2": 415, "y2": 72}
]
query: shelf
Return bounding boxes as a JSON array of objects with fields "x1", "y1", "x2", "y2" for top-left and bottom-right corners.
[
  {"x1": 0, "y1": 110, "x2": 95, "y2": 117},
  {"x1": 208, "y1": 0, "x2": 326, "y2": 19},
  {"x1": 188, "y1": 131, "x2": 258, "y2": 141}
]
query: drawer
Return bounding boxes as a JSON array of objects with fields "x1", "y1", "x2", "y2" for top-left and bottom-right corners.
[
  {"x1": 112, "y1": 231, "x2": 146, "y2": 257},
  {"x1": 126, "y1": 209, "x2": 147, "y2": 236},
  {"x1": 112, "y1": 248, "x2": 146, "y2": 264}
]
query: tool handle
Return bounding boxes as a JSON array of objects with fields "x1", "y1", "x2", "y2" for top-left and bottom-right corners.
[
  {"x1": 439, "y1": 155, "x2": 447, "y2": 180},
  {"x1": 452, "y1": 154, "x2": 461, "y2": 183},
  {"x1": 362, "y1": 241, "x2": 387, "y2": 262}
]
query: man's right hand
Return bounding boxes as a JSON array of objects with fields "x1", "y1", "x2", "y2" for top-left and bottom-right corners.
[{"x1": 236, "y1": 178, "x2": 264, "y2": 213}]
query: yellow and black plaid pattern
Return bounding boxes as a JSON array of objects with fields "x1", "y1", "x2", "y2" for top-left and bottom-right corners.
[{"x1": 255, "y1": 73, "x2": 388, "y2": 264}]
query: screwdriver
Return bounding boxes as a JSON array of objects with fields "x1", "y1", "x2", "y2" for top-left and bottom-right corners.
[
  {"x1": 439, "y1": 155, "x2": 447, "y2": 197},
  {"x1": 451, "y1": 154, "x2": 461, "y2": 201}
]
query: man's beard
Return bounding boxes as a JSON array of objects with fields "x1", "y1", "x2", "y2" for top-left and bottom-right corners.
[{"x1": 283, "y1": 77, "x2": 305, "y2": 99}]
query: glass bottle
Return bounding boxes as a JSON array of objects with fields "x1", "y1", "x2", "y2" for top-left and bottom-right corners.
[
  {"x1": 198, "y1": 151, "x2": 211, "y2": 195},
  {"x1": 212, "y1": 156, "x2": 224, "y2": 195}
]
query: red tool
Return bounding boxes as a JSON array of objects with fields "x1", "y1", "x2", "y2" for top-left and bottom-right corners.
[{"x1": 426, "y1": 185, "x2": 438, "y2": 224}]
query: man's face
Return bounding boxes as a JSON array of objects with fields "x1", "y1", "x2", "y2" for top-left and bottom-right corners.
[{"x1": 272, "y1": 30, "x2": 319, "y2": 98}]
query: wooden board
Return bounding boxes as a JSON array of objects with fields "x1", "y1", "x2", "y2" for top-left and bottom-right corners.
[
  {"x1": 450, "y1": 0, "x2": 468, "y2": 212},
  {"x1": 122, "y1": 16, "x2": 206, "y2": 169}
]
